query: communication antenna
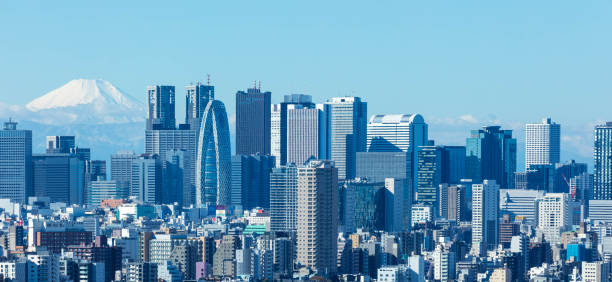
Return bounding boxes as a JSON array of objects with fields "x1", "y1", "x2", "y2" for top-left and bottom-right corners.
[{"x1": 207, "y1": 74, "x2": 211, "y2": 86}]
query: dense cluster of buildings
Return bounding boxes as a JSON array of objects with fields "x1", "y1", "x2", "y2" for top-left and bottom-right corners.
[{"x1": 0, "y1": 80, "x2": 611, "y2": 281}]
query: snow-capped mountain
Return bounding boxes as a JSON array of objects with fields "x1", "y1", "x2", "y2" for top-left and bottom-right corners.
[{"x1": 25, "y1": 79, "x2": 145, "y2": 124}]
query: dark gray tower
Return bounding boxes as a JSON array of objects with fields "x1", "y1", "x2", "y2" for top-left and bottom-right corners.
[
  {"x1": 185, "y1": 82, "x2": 214, "y2": 130},
  {"x1": 236, "y1": 86, "x2": 271, "y2": 155},
  {"x1": 147, "y1": 85, "x2": 176, "y2": 130}
]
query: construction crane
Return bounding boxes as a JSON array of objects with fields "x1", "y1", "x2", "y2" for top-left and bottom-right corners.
[{"x1": 562, "y1": 173, "x2": 576, "y2": 200}]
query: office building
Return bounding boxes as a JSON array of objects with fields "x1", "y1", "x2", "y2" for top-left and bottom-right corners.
[
  {"x1": 286, "y1": 103, "x2": 327, "y2": 165},
  {"x1": 499, "y1": 189, "x2": 545, "y2": 225},
  {"x1": 326, "y1": 97, "x2": 367, "y2": 180},
  {"x1": 538, "y1": 193, "x2": 570, "y2": 243},
  {"x1": 442, "y1": 146, "x2": 466, "y2": 184},
  {"x1": 236, "y1": 87, "x2": 271, "y2": 155},
  {"x1": 146, "y1": 85, "x2": 176, "y2": 130},
  {"x1": 553, "y1": 160, "x2": 587, "y2": 194},
  {"x1": 588, "y1": 200, "x2": 612, "y2": 223},
  {"x1": 110, "y1": 151, "x2": 138, "y2": 199},
  {"x1": 45, "y1": 136, "x2": 76, "y2": 154},
  {"x1": 231, "y1": 154, "x2": 275, "y2": 210},
  {"x1": 446, "y1": 184, "x2": 468, "y2": 222},
  {"x1": 88, "y1": 180, "x2": 119, "y2": 206},
  {"x1": 126, "y1": 262, "x2": 158, "y2": 282},
  {"x1": 514, "y1": 164, "x2": 554, "y2": 192},
  {"x1": 472, "y1": 180, "x2": 500, "y2": 253},
  {"x1": 32, "y1": 153, "x2": 85, "y2": 205},
  {"x1": 466, "y1": 126, "x2": 517, "y2": 188},
  {"x1": 340, "y1": 179, "x2": 386, "y2": 232},
  {"x1": 433, "y1": 246, "x2": 456, "y2": 281},
  {"x1": 296, "y1": 160, "x2": 338, "y2": 275},
  {"x1": 367, "y1": 114, "x2": 428, "y2": 189},
  {"x1": 411, "y1": 204, "x2": 433, "y2": 226},
  {"x1": 384, "y1": 178, "x2": 406, "y2": 232},
  {"x1": 582, "y1": 261, "x2": 610, "y2": 282},
  {"x1": 271, "y1": 104, "x2": 282, "y2": 166},
  {"x1": 416, "y1": 146, "x2": 442, "y2": 210},
  {"x1": 571, "y1": 172, "x2": 593, "y2": 202},
  {"x1": 269, "y1": 164, "x2": 298, "y2": 232},
  {"x1": 131, "y1": 154, "x2": 161, "y2": 204},
  {"x1": 185, "y1": 82, "x2": 214, "y2": 129},
  {"x1": 593, "y1": 122, "x2": 612, "y2": 200},
  {"x1": 162, "y1": 149, "x2": 190, "y2": 206},
  {"x1": 356, "y1": 151, "x2": 411, "y2": 183},
  {"x1": 0, "y1": 119, "x2": 32, "y2": 204},
  {"x1": 146, "y1": 129, "x2": 197, "y2": 204},
  {"x1": 525, "y1": 118, "x2": 560, "y2": 170},
  {"x1": 196, "y1": 100, "x2": 232, "y2": 207}
]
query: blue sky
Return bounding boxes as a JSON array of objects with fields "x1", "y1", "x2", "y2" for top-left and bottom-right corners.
[{"x1": 1, "y1": 1, "x2": 611, "y2": 168}]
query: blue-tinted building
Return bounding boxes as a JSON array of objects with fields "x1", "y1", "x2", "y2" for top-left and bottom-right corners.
[
  {"x1": 554, "y1": 160, "x2": 587, "y2": 194},
  {"x1": 185, "y1": 82, "x2": 214, "y2": 130},
  {"x1": 466, "y1": 126, "x2": 517, "y2": 188},
  {"x1": 356, "y1": 152, "x2": 411, "y2": 183},
  {"x1": 593, "y1": 123, "x2": 612, "y2": 200},
  {"x1": 566, "y1": 244, "x2": 586, "y2": 262},
  {"x1": 196, "y1": 100, "x2": 232, "y2": 207},
  {"x1": 236, "y1": 87, "x2": 271, "y2": 155},
  {"x1": 0, "y1": 120, "x2": 32, "y2": 204},
  {"x1": 231, "y1": 154, "x2": 275, "y2": 210},
  {"x1": 325, "y1": 97, "x2": 367, "y2": 180},
  {"x1": 147, "y1": 85, "x2": 176, "y2": 130},
  {"x1": 162, "y1": 149, "x2": 190, "y2": 206},
  {"x1": 340, "y1": 179, "x2": 386, "y2": 232},
  {"x1": 442, "y1": 146, "x2": 466, "y2": 184},
  {"x1": 32, "y1": 153, "x2": 85, "y2": 205},
  {"x1": 416, "y1": 146, "x2": 443, "y2": 210},
  {"x1": 269, "y1": 164, "x2": 298, "y2": 232}
]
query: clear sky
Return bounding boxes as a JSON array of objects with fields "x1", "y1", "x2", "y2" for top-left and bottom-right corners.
[{"x1": 1, "y1": 1, "x2": 611, "y2": 168}]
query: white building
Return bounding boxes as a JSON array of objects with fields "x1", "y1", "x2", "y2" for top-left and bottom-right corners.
[
  {"x1": 499, "y1": 189, "x2": 545, "y2": 225},
  {"x1": 525, "y1": 118, "x2": 560, "y2": 171},
  {"x1": 286, "y1": 104, "x2": 327, "y2": 165},
  {"x1": 271, "y1": 104, "x2": 281, "y2": 167},
  {"x1": 366, "y1": 114, "x2": 428, "y2": 153},
  {"x1": 411, "y1": 205, "x2": 432, "y2": 226},
  {"x1": 433, "y1": 246, "x2": 456, "y2": 281},
  {"x1": 472, "y1": 180, "x2": 500, "y2": 253},
  {"x1": 582, "y1": 261, "x2": 610, "y2": 282},
  {"x1": 537, "y1": 193, "x2": 570, "y2": 243}
]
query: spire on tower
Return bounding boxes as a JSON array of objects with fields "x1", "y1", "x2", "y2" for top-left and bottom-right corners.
[{"x1": 207, "y1": 74, "x2": 211, "y2": 86}]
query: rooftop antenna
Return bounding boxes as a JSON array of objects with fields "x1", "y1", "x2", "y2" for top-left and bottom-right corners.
[
  {"x1": 253, "y1": 80, "x2": 257, "y2": 89},
  {"x1": 258, "y1": 80, "x2": 261, "y2": 90},
  {"x1": 207, "y1": 74, "x2": 211, "y2": 86}
]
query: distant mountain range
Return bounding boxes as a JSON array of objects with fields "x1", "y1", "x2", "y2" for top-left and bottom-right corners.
[{"x1": 0, "y1": 79, "x2": 146, "y2": 161}]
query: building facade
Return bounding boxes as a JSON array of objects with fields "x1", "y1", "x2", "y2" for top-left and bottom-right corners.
[
  {"x1": 525, "y1": 118, "x2": 561, "y2": 171},
  {"x1": 466, "y1": 126, "x2": 517, "y2": 188},
  {"x1": 147, "y1": 85, "x2": 176, "y2": 130},
  {"x1": 236, "y1": 87, "x2": 271, "y2": 155},
  {"x1": 0, "y1": 120, "x2": 32, "y2": 204},
  {"x1": 594, "y1": 122, "x2": 612, "y2": 200}
]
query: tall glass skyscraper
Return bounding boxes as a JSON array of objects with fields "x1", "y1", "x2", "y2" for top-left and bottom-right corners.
[
  {"x1": 466, "y1": 126, "x2": 517, "y2": 188},
  {"x1": 593, "y1": 122, "x2": 612, "y2": 200},
  {"x1": 231, "y1": 154, "x2": 275, "y2": 210},
  {"x1": 416, "y1": 146, "x2": 443, "y2": 209},
  {"x1": 196, "y1": 100, "x2": 232, "y2": 207},
  {"x1": 325, "y1": 97, "x2": 367, "y2": 180},
  {"x1": 525, "y1": 118, "x2": 560, "y2": 171},
  {"x1": 271, "y1": 94, "x2": 318, "y2": 166},
  {"x1": 366, "y1": 114, "x2": 428, "y2": 190},
  {"x1": 269, "y1": 164, "x2": 298, "y2": 232},
  {"x1": 235, "y1": 87, "x2": 271, "y2": 155},
  {"x1": 147, "y1": 85, "x2": 176, "y2": 130},
  {"x1": 0, "y1": 120, "x2": 32, "y2": 204},
  {"x1": 185, "y1": 82, "x2": 214, "y2": 130}
]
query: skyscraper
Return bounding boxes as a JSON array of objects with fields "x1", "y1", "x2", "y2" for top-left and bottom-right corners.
[
  {"x1": 196, "y1": 100, "x2": 232, "y2": 207},
  {"x1": 131, "y1": 154, "x2": 161, "y2": 204},
  {"x1": 111, "y1": 151, "x2": 137, "y2": 199},
  {"x1": 231, "y1": 154, "x2": 275, "y2": 210},
  {"x1": 147, "y1": 85, "x2": 176, "y2": 130},
  {"x1": 538, "y1": 193, "x2": 570, "y2": 243},
  {"x1": 296, "y1": 160, "x2": 338, "y2": 275},
  {"x1": 0, "y1": 120, "x2": 32, "y2": 204},
  {"x1": 32, "y1": 153, "x2": 85, "y2": 205},
  {"x1": 366, "y1": 114, "x2": 428, "y2": 189},
  {"x1": 325, "y1": 97, "x2": 367, "y2": 180},
  {"x1": 46, "y1": 136, "x2": 75, "y2": 154},
  {"x1": 145, "y1": 129, "x2": 197, "y2": 205},
  {"x1": 271, "y1": 104, "x2": 282, "y2": 167},
  {"x1": 466, "y1": 126, "x2": 517, "y2": 188},
  {"x1": 416, "y1": 146, "x2": 442, "y2": 210},
  {"x1": 88, "y1": 180, "x2": 119, "y2": 206},
  {"x1": 525, "y1": 118, "x2": 560, "y2": 171},
  {"x1": 162, "y1": 149, "x2": 190, "y2": 206},
  {"x1": 442, "y1": 146, "x2": 466, "y2": 184},
  {"x1": 594, "y1": 122, "x2": 612, "y2": 200},
  {"x1": 472, "y1": 180, "x2": 500, "y2": 253},
  {"x1": 235, "y1": 87, "x2": 271, "y2": 155},
  {"x1": 269, "y1": 164, "x2": 298, "y2": 232},
  {"x1": 185, "y1": 82, "x2": 214, "y2": 130},
  {"x1": 286, "y1": 103, "x2": 327, "y2": 165}
]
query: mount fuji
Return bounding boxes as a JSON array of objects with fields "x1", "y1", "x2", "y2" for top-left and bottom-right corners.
[
  {"x1": 25, "y1": 79, "x2": 145, "y2": 124},
  {"x1": 0, "y1": 79, "x2": 146, "y2": 161}
]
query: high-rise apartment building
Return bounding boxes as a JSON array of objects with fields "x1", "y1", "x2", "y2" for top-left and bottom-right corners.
[
  {"x1": 185, "y1": 82, "x2": 214, "y2": 130},
  {"x1": 472, "y1": 180, "x2": 500, "y2": 253},
  {"x1": 466, "y1": 126, "x2": 517, "y2": 188},
  {"x1": 231, "y1": 154, "x2": 275, "y2": 210},
  {"x1": 525, "y1": 118, "x2": 560, "y2": 171},
  {"x1": 236, "y1": 87, "x2": 271, "y2": 155},
  {"x1": 326, "y1": 97, "x2": 367, "y2": 180},
  {"x1": 147, "y1": 85, "x2": 176, "y2": 130},
  {"x1": 0, "y1": 120, "x2": 32, "y2": 204},
  {"x1": 269, "y1": 164, "x2": 298, "y2": 232},
  {"x1": 196, "y1": 100, "x2": 232, "y2": 207},
  {"x1": 594, "y1": 122, "x2": 612, "y2": 200},
  {"x1": 296, "y1": 160, "x2": 338, "y2": 275}
]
